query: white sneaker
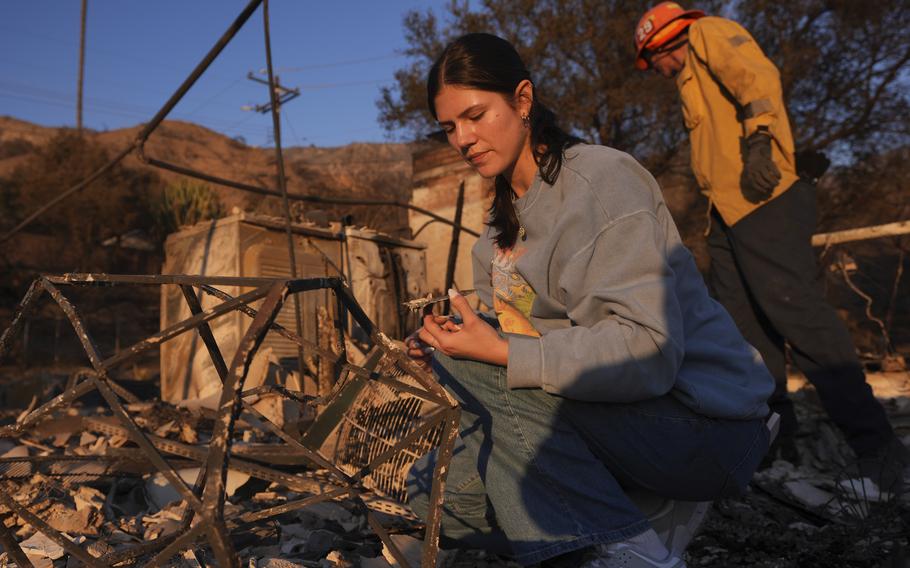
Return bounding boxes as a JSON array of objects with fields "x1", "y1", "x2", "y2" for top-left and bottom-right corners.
[
  {"x1": 581, "y1": 541, "x2": 687, "y2": 568},
  {"x1": 650, "y1": 500, "x2": 711, "y2": 556}
]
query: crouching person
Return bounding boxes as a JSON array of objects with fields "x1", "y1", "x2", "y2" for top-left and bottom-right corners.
[{"x1": 405, "y1": 33, "x2": 774, "y2": 568}]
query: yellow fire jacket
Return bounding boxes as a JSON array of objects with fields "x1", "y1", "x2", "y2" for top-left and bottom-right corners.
[{"x1": 677, "y1": 16, "x2": 798, "y2": 226}]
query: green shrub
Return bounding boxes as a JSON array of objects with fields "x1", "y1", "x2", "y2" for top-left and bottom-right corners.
[{"x1": 153, "y1": 179, "x2": 224, "y2": 237}]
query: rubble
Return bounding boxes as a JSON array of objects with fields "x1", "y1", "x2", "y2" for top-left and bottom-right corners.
[
  {"x1": 687, "y1": 383, "x2": 910, "y2": 567},
  {"x1": 0, "y1": 274, "x2": 459, "y2": 568}
]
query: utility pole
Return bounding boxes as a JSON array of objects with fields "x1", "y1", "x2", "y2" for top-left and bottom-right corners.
[
  {"x1": 243, "y1": 72, "x2": 300, "y2": 112},
  {"x1": 242, "y1": 71, "x2": 300, "y2": 147},
  {"x1": 77, "y1": 0, "x2": 87, "y2": 133}
]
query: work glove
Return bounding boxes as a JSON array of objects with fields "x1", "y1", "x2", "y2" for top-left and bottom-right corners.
[{"x1": 741, "y1": 130, "x2": 781, "y2": 203}]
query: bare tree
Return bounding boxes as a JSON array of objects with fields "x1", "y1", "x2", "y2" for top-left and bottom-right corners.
[
  {"x1": 735, "y1": 0, "x2": 910, "y2": 158},
  {"x1": 379, "y1": 0, "x2": 909, "y2": 170},
  {"x1": 378, "y1": 0, "x2": 724, "y2": 176}
]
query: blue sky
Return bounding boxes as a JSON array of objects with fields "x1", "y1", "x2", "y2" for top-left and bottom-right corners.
[{"x1": 0, "y1": 1, "x2": 453, "y2": 148}]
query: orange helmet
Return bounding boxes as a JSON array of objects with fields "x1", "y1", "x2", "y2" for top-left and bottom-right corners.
[{"x1": 634, "y1": 2, "x2": 705, "y2": 70}]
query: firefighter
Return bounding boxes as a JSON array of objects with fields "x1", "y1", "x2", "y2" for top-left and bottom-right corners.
[{"x1": 633, "y1": 2, "x2": 908, "y2": 490}]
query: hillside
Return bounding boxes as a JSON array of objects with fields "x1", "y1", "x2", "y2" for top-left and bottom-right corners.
[{"x1": 0, "y1": 116, "x2": 416, "y2": 235}]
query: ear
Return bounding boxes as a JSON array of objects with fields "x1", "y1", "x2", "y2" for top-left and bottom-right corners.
[{"x1": 513, "y1": 79, "x2": 534, "y2": 116}]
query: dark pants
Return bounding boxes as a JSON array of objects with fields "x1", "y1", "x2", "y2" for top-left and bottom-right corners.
[
  {"x1": 407, "y1": 353, "x2": 768, "y2": 566},
  {"x1": 706, "y1": 180, "x2": 894, "y2": 457}
]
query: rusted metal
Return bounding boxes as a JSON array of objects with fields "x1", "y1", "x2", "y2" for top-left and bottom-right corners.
[
  {"x1": 0, "y1": 513, "x2": 35, "y2": 568},
  {"x1": 371, "y1": 330, "x2": 458, "y2": 406},
  {"x1": 352, "y1": 407, "x2": 448, "y2": 484},
  {"x1": 101, "y1": 285, "x2": 272, "y2": 370},
  {"x1": 42, "y1": 279, "x2": 206, "y2": 513},
  {"x1": 0, "y1": 379, "x2": 95, "y2": 437},
  {"x1": 100, "y1": 532, "x2": 180, "y2": 566},
  {"x1": 0, "y1": 274, "x2": 459, "y2": 566},
  {"x1": 261, "y1": 0, "x2": 308, "y2": 395},
  {"x1": 342, "y1": 364, "x2": 450, "y2": 408},
  {"x1": 0, "y1": 279, "x2": 44, "y2": 360},
  {"x1": 241, "y1": 401, "x2": 353, "y2": 481},
  {"x1": 200, "y1": 282, "x2": 287, "y2": 566},
  {"x1": 83, "y1": 416, "x2": 344, "y2": 494},
  {"x1": 421, "y1": 408, "x2": 461, "y2": 567},
  {"x1": 0, "y1": 454, "x2": 151, "y2": 480},
  {"x1": 144, "y1": 523, "x2": 207, "y2": 568},
  {"x1": 0, "y1": 483, "x2": 106, "y2": 568},
  {"x1": 233, "y1": 487, "x2": 355, "y2": 526},
  {"x1": 178, "y1": 283, "x2": 224, "y2": 531},
  {"x1": 0, "y1": 0, "x2": 464, "y2": 559},
  {"x1": 365, "y1": 508, "x2": 412, "y2": 568},
  {"x1": 240, "y1": 384, "x2": 313, "y2": 406},
  {"x1": 181, "y1": 284, "x2": 230, "y2": 380},
  {"x1": 444, "y1": 181, "x2": 466, "y2": 302},
  {"x1": 199, "y1": 283, "x2": 338, "y2": 360}
]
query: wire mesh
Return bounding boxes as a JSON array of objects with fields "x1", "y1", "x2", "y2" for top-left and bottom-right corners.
[{"x1": 331, "y1": 352, "x2": 444, "y2": 504}]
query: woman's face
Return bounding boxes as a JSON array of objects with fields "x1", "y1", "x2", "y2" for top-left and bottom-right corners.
[{"x1": 434, "y1": 83, "x2": 530, "y2": 179}]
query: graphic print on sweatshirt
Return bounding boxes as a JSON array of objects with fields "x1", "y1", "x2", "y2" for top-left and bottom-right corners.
[{"x1": 491, "y1": 245, "x2": 540, "y2": 337}]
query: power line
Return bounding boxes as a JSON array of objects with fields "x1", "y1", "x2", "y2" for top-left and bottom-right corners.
[
  {"x1": 0, "y1": 24, "x2": 237, "y2": 82},
  {"x1": 271, "y1": 52, "x2": 403, "y2": 72},
  {"x1": 180, "y1": 77, "x2": 245, "y2": 118},
  {"x1": 0, "y1": 74, "x2": 248, "y2": 113},
  {"x1": 296, "y1": 79, "x2": 393, "y2": 90},
  {"x1": 282, "y1": 112, "x2": 305, "y2": 146}
]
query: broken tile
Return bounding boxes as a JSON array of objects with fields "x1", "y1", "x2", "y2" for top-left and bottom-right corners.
[
  {"x1": 19, "y1": 532, "x2": 64, "y2": 560},
  {"x1": 256, "y1": 559, "x2": 309, "y2": 568},
  {"x1": 378, "y1": 535, "x2": 454, "y2": 568},
  {"x1": 72, "y1": 486, "x2": 105, "y2": 513}
]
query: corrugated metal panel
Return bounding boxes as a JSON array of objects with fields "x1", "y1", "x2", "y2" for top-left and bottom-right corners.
[{"x1": 256, "y1": 245, "x2": 331, "y2": 361}]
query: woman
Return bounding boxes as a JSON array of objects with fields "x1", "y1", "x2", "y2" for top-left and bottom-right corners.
[{"x1": 405, "y1": 33, "x2": 773, "y2": 568}]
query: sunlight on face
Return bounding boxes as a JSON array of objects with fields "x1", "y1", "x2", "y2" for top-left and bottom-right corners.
[{"x1": 434, "y1": 84, "x2": 529, "y2": 179}]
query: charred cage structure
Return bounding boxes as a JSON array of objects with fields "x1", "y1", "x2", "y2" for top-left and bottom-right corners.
[{"x1": 0, "y1": 274, "x2": 460, "y2": 567}]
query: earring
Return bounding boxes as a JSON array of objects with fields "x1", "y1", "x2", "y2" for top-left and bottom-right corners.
[{"x1": 521, "y1": 113, "x2": 530, "y2": 128}]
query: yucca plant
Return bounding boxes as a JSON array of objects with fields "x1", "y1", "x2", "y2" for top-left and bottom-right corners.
[{"x1": 153, "y1": 179, "x2": 224, "y2": 237}]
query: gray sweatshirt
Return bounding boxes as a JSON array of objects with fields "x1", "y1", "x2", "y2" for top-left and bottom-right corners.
[{"x1": 472, "y1": 144, "x2": 774, "y2": 420}]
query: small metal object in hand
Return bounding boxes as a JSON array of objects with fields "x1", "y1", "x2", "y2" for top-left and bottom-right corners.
[{"x1": 403, "y1": 289, "x2": 476, "y2": 313}]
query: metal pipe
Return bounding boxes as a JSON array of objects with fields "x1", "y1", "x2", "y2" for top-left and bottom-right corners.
[
  {"x1": 444, "y1": 180, "x2": 465, "y2": 301},
  {"x1": 135, "y1": 0, "x2": 264, "y2": 142},
  {"x1": 77, "y1": 0, "x2": 87, "y2": 133},
  {"x1": 262, "y1": 0, "x2": 307, "y2": 386},
  {"x1": 140, "y1": 153, "x2": 481, "y2": 237}
]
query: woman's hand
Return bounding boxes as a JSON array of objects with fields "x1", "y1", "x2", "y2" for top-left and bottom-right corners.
[
  {"x1": 418, "y1": 290, "x2": 508, "y2": 366},
  {"x1": 404, "y1": 316, "x2": 451, "y2": 371}
]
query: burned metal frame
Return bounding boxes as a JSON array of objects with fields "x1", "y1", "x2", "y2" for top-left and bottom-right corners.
[{"x1": 0, "y1": 274, "x2": 459, "y2": 568}]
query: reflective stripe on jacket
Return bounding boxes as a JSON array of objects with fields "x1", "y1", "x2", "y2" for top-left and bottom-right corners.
[{"x1": 677, "y1": 17, "x2": 798, "y2": 226}]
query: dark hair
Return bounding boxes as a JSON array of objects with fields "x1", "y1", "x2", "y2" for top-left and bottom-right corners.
[{"x1": 428, "y1": 33, "x2": 581, "y2": 249}]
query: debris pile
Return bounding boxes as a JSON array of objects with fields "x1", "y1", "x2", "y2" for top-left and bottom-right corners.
[
  {"x1": 688, "y1": 382, "x2": 910, "y2": 567},
  {"x1": 1, "y1": 274, "x2": 908, "y2": 567},
  {"x1": 0, "y1": 274, "x2": 461, "y2": 568},
  {"x1": 0, "y1": 402, "x2": 389, "y2": 567}
]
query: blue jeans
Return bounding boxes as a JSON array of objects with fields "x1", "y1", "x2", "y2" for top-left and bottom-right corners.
[{"x1": 407, "y1": 353, "x2": 769, "y2": 566}]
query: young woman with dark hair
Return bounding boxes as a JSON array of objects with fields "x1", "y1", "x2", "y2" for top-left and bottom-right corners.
[{"x1": 406, "y1": 33, "x2": 774, "y2": 568}]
